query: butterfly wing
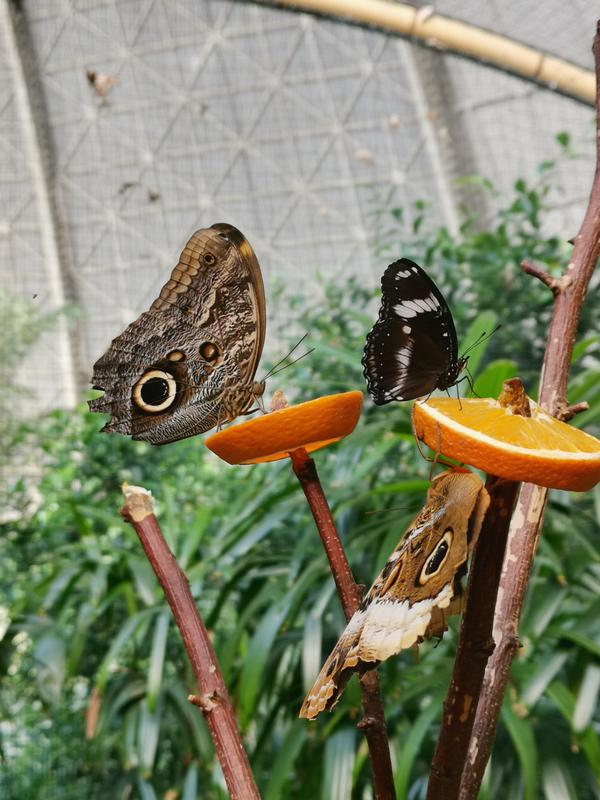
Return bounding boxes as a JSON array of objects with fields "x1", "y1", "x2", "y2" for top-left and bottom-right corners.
[
  {"x1": 299, "y1": 471, "x2": 489, "y2": 720},
  {"x1": 362, "y1": 259, "x2": 460, "y2": 404},
  {"x1": 88, "y1": 224, "x2": 266, "y2": 444}
]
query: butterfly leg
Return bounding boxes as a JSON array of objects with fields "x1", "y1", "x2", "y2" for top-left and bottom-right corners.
[
  {"x1": 242, "y1": 406, "x2": 262, "y2": 417},
  {"x1": 412, "y1": 410, "x2": 458, "y2": 477},
  {"x1": 412, "y1": 411, "x2": 436, "y2": 474},
  {"x1": 253, "y1": 392, "x2": 267, "y2": 415},
  {"x1": 463, "y1": 367, "x2": 480, "y2": 398},
  {"x1": 448, "y1": 384, "x2": 463, "y2": 411}
]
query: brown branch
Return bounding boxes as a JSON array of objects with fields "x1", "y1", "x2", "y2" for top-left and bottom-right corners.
[
  {"x1": 290, "y1": 448, "x2": 362, "y2": 613},
  {"x1": 560, "y1": 400, "x2": 590, "y2": 422},
  {"x1": 290, "y1": 447, "x2": 396, "y2": 800},
  {"x1": 459, "y1": 483, "x2": 548, "y2": 800},
  {"x1": 120, "y1": 484, "x2": 260, "y2": 800},
  {"x1": 520, "y1": 259, "x2": 562, "y2": 293},
  {"x1": 426, "y1": 477, "x2": 520, "y2": 798},
  {"x1": 457, "y1": 19, "x2": 600, "y2": 799}
]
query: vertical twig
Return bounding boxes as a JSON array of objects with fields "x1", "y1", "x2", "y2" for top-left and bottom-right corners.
[
  {"x1": 426, "y1": 477, "x2": 520, "y2": 798},
  {"x1": 290, "y1": 447, "x2": 397, "y2": 800},
  {"x1": 457, "y1": 20, "x2": 600, "y2": 799},
  {"x1": 120, "y1": 484, "x2": 261, "y2": 800}
]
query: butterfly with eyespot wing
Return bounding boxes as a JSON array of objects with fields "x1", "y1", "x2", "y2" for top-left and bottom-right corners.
[
  {"x1": 88, "y1": 223, "x2": 266, "y2": 445},
  {"x1": 362, "y1": 259, "x2": 467, "y2": 404},
  {"x1": 299, "y1": 469, "x2": 490, "y2": 720}
]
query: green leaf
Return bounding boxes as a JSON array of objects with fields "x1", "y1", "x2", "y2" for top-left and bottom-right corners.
[
  {"x1": 460, "y1": 310, "x2": 498, "y2": 377},
  {"x1": 41, "y1": 564, "x2": 80, "y2": 611},
  {"x1": 146, "y1": 611, "x2": 169, "y2": 711},
  {"x1": 572, "y1": 664, "x2": 600, "y2": 732},
  {"x1": 264, "y1": 721, "x2": 306, "y2": 800},
  {"x1": 550, "y1": 629, "x2": 600, "y2": 659},
  {"x1": 138, "y1": 698, "x2": 161, "y2": 774},
  {"x1": 472, "y1": 359, "x2": 518, "y2": 398},
  {"x1": 165, "y1": 684, "x2": 213, "y2": 760},
  {"x1": 524, "y1": 586, "x2": 566, "y2": 639},
  {"x1": 501, "y1": 703, "x2": 538, "y2": 800},
  {"x1": 570, "y1": 335, "x2": 599, "y2": 363},
  {"x1": 302, "y1": 583, "x2": 335, "y2": 691},
  {"x1": 135, "y1": 775, "x2": 158, "y2": 800},
  {"x1": 521, "y1": 651, "x2": 569, "y2": 708},
  {"x1": 127, "y1": 555, "x2": 159, "y2": 606},
  {"x1": 178, "y1": 506, "x2": 212, "y2": 569},
  {"x1": 546, "y1": 681, "x2": 575, "y2": 723},
  {"x1": 33, "y1": 631, "x2": 66, "y2": 706},
  {"x1": 394, "y1": 700, "x2": 440, "y2": 798},
  {"x1": 578, "y1": 726, "x2": 600, "y2": 779},
  {"x1": 321, "y1": 727, "x2": 356, "y2": 800},
  {"x1": 370, "y1": 479, "x2": 430, "y2": 496},
  {"x1": 182, "y1": 763, "x2": 199, "y2": 800},
  {"x1": 542, "y1": 760, "x2": 577, "y2": 800},
  {"x1": 96, "y1": 609, "x2": 155, "y2": 689},
  {"x1": 239, "y1": 598, "x2": 293, "y2": 727}
]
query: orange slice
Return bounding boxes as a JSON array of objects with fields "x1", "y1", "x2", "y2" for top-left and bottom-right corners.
[
  {"x1": 205, "y1": 391, "x2": 363, "y2": 465},
  {"x1": 413, "y1": 397, "x2": 600, "y2": 492}
]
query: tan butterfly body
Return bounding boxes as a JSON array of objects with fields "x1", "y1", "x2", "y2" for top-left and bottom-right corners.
[
  {"x1": 300, "y1": 470, "x2": 490, "y2": 720},
  {"x1": 88, "y1": 224, "x2": 266, "y2": 445}
]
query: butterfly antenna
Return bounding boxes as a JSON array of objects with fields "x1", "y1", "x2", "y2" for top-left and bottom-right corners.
[
  {"x1": 260, "y1": 333, "x2": 312, "y2": 381},
  {"x1": 266, "y1": 347, "x2": 315, "y2": 378},
  {"x1": 461, "y1": 324, "x2": 502, "y2": 358}
]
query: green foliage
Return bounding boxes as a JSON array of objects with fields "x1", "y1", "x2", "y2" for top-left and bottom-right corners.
[
  {"x1": 0, "y1": 293, "x2": 77, "y2": 438},
  {"x1": 371, "y1": 133, "x2": 598, "y2": 396},
  {"x1": 2, "y1": 152, "x2": 600, "y2": 799}
]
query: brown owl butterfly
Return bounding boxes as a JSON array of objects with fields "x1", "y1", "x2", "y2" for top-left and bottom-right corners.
[
  {"x1": 300, "y1": 470, "x2": 490, "y2": 720},
  {"x1": 88, "y1": 223, "x2": 266, "y2": 445}
]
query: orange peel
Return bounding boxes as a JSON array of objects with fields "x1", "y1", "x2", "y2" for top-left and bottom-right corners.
[
  {"x1": 413, "y1": 397, "x2": 600, "y2": 492},
  {"x1": 205, "y1": 391, "x2": 363, "y2": 465}
]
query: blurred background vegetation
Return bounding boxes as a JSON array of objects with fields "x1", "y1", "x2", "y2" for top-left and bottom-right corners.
[{"x1": 1, "y1": 145, "x2": 600, "y2": 800}]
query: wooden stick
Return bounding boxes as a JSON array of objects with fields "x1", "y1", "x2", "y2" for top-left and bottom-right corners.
[
  {"x1": 458, "y1": 19, "x2": 600, "y2": 799},
  {"x1": 120, "y1": 484, "x2": 261, "y2": 800},
  {"x1": 290, "y1": 448, "x2": 396, "y2": 800}
]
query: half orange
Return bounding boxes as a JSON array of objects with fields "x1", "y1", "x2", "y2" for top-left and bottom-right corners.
[
  {"x1": 205, "y1": 391, "x2": 363, "y2": 465},
  {"x1": 413, "y1": 397, "x2": 600, "y2": 492}
]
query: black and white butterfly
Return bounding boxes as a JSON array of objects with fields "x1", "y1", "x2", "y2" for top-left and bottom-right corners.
[{"x1": 362, "y1": 259, "x2": 467, "y2": 404}]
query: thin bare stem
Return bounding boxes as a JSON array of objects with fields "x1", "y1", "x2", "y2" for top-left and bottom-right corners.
[
  {"x1": 457, "y1": 20, "x2": 600, "y2": 799},
  {"x1": 290, "y1": 447, "x2": 396, "y2": 800},
  {"x1": 520, "y1": 259, "x2": 561, "y2": 293},
  {"x1": 561, "y1": 400, "x2": 589, "y2": 421},
  {"x1": 120, "y1": 484, "x2": 260, "y2": 800}
]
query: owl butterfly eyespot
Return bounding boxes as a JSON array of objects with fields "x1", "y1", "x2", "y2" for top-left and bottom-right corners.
[
  {"x1": 199, "y1": 341, "x2": 221, "y2": 363},
  {"x1": 362, "y1": 259, "x2": 467, "y2": 404},
  {"x1": 132, "y1": 370, "x2": 177, "y2": 413},
  {"x1": 88, "y1": 223, "x2": 266, "y2": 444},
  {"x1": 419, "y1": 530, "x2": 453, "y2": 583},
  {"x1": 299, "y1": 470, "x2": 490, "y2": 720}
]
